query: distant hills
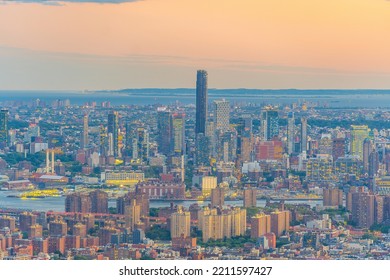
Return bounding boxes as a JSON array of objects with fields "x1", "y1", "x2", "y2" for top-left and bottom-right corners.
[{"x1": 94, "y1": 88, "x2": 390, "y2": 96}]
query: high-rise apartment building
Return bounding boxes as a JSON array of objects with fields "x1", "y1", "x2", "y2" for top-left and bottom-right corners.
[
  {"x1": 251, "y1": 213, "x2": 271, "y2": 238},
  {"x1": 19, "y1": 212, "x2": 37, "y2": 232},
  {"x1": 124, "y1": 199, "x2": 141, "y2": 231},
  {"x1": 195, "y1": 70, "x2": 208, "y2": 134},
  {"x1": 65, "y1": 192, "x2": 91, "y2": 213},
  {"x1": 117, "y1": 189, "x2": 150, "y2": 217},
  {"x1": 98, "y1": 227, "x2": 119, "y2": 246},
  {"x1": 199, "y1": 207, "x2": 246, "y2": 242},
  {"x1": 73, "y1": 223, "x2": 87, "y2": 238},
  {"x1": 133, "y1": 229, "x2": 145, "y2": 244},
  {"x1": 287, "y1": 112, "x2": 295, "y2": 154},
  {"x1": 48, "y1": 236, "x2": 65, "y2": 254},
  {"x1": 199, "y1": 208, "x2": 222, "y2": 242},
  {"x1": 213, "y1": 99, "x2": 230, "y2": 133},
  {"x1": 80, "y1": 114, "x2": 88, "y2": 149},
  {"x1": 243, "y1": 188, "x2": 257, "y2": 208},
  {"x1": 201, "y1": 176, "x2": 217, "y2": 197},
  {"x1": 374, "y1": 195, "x2": 384, "y2": 225},
  {"x1": 384, "y1": 196, "x2": 390, "y2": 222},
  {"x1": 346, "y1": 186, "x2": 359, "y2": 212},
  {"x1": 236, "y1": 116, "x2": 253, "y2": 163},
  {"x1": 350, "y1": 125, "x2": 370, "y2": 160},
  {"x1": 211, "y1": 186, "x2": 225, "y2": 208},
  {"x1": 231, "y1": 207, "x2": 247, "y2": 237},
  {"x1": 369, "y1": 150, "x2": 379, "y2": 181},
  {"x1": 32, "y1": 238, "x2": 48, "y2": 255},
  {"x1": 172, "y1": 112, "x2": 185, "y2": 155},
  {"x1": 301, "y1": 117, "x2": 307, "y2": 153},
  {"x1": 363, "y1": 138, "x2": 374, "y2": 173},
  {"x1": 261, "y1": 107, "x2": 279, "y2": 140},
  {"x1": 90, "y1": 190, "x2": 108, "y2": 214},
  {"x1": 270, "y1": 210, "x2": 290, "y2": 237},
  {"x1": 28, "y1": 224, "x2": 43, "y2": 239},
  {"x1": 323, "y1": 188, "x2": 343, "y2": 207},
  {"x1": 49, "y1": 217, "x2": 68, "y2": 236},
  {"x1": 332, "y1": 138, "x2": 346, "y2": 161},
  {"x1": 0, "y1": 216, "x2": 16, "y2": 231},
  {"x1": 170, "y1": 207, "x2": 191, "y2": 238},
  {"x1": 319, "y1": 134, "x2": 332, "y2": 155},
  {"x1": 237, "y1": 134, "x2": 253, "y2": 163},
  {"x1": 351, "y1": 190, "x2": 375, "y2": 228},
  {"x1": 100, "y1": 125, "x2": 107, "y2": 156},
  {"x1": 107, "y1": 133, "x2": 114, "y2": 156}
]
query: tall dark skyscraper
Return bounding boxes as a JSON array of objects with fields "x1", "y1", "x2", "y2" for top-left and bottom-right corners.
[
  {"x1": 287, "y1": 112, "x2": 295, "y2": 154},
  {"x1": 134, "y1": 127, "x2": 150, "y2": 163},
  {"x1": 0, "y1": 109, "x2": 8, "y2": 147},
  {"x1": 157, "y1": 107, "x2": 173, "y2": 155},
  {"x1": 100, "y1": 125, "x2": 107, "y2": 156},
  {"x1": 195, "y1": 133, "x2": 211, "y2": 166},
  {"x1": 107, "y1": 111, "x2": 119, "y2": 157},
  {"x1": 124, "y1": 122, "x2": 134, "y2": 157},
  {"x1": 261, "y1": 107, "x2": 279, "y2": 140},
  {"x1": 195, "y1": 70, "x2": 208, "y2": 134}
]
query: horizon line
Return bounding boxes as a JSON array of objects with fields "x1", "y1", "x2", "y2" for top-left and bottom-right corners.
[{"x1": 2, "y1": 88, "x2": 390, "y2": 92}]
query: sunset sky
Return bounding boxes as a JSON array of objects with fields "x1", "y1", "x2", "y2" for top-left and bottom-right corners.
[{"x1": 1, "y1": 0, "x2": 390, "y2": 90}]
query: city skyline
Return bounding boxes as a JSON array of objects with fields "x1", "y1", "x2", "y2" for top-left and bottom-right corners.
[
  {"x1": 1, "y1": 74, "x2": 390, "y2": 259},
  {"x1": 1, "y1": 0, "x2": 390, "y2": 262},
  {"x1": 1, "y1": 0, "x2": 390, "y2": 90}
]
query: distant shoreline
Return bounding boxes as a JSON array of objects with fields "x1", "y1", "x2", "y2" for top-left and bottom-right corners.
[
  {"x1": 2, "y1": 88, "x2": 390, "y2": 95},
  {"x1": 2, "y1": 88, "x2": 390, "y2": 108}
]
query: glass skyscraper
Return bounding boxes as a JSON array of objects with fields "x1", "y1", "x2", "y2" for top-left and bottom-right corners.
[
  {"x1": 261, "y1": 107, "x2": 279, "y2": 140},
  {"x1": 195, "y1": 70, "x2": 208, "y2": 135},
  {"x1": 107, "y1": 111, "x2": 119, "y2": 157}
]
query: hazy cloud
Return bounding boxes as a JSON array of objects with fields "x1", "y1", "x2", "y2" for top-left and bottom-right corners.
[{"x1": 2, "y1": 46, "x2": 390, "y2": 90}]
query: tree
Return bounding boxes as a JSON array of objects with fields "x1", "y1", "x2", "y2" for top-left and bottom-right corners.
[
  {"x1": 145, "y1": 225, "x2": 170, "y2": 240},
  {"x1": 149, "y1": 208, "x2": 159, "y2": 217},
  {"x1": 140, "y1": 256, "x2": 154, "y2": 260},
  {"x1": 69, "y1": 162, "x2": 82, "y2": 173},
  {"x1": 74, "y1": 255, "x2": 91, "y2": 260},
  {"x1": 109, "y1": 207, "x2": 117, "y2": 214}
]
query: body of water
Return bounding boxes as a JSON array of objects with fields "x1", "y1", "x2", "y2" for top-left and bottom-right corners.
[
  {"x1": 1, "y1": 89, "x2": 390, "y2": 108},
  {"x1": 0, "y1": 191, "x2": 322, "y2": 212}
]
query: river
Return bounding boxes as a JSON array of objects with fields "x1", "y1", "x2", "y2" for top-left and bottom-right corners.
[{"x1": 0, "y1": 191, "x2": 322, "y2": 212}]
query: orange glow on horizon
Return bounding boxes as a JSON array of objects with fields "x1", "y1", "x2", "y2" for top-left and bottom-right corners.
[{"x1": 1, "y1": 0, "x2": 390, "y2": 89}]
